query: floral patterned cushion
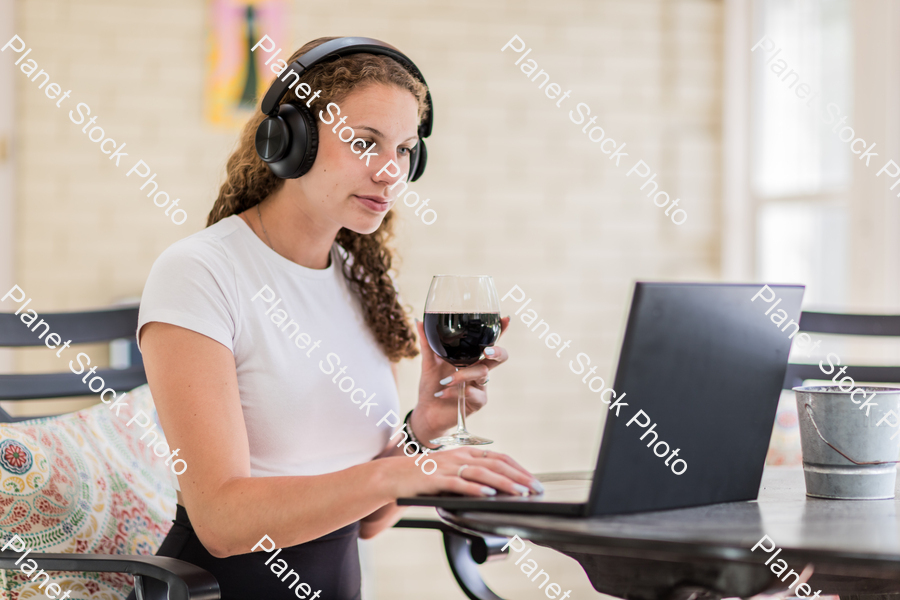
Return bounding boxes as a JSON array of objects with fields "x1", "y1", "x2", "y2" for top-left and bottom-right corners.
[{"x1": 0, "y1": 384, "x2": 176, "y2": 600}]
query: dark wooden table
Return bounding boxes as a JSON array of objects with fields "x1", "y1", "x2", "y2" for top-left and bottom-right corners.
[{"x1": 439, "y1": 466, "x2": 900, "y2": 600}]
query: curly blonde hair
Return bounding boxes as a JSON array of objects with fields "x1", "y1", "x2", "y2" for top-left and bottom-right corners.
[{"x1": 207, "y1": 37, "x2": 427, "y2": 362}]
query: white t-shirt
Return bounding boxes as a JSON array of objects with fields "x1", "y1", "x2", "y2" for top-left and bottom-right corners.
[{"x1": 137, "y1": 215, "x2": 401, "y2": 484}]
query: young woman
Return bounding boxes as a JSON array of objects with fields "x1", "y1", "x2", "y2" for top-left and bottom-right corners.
[{"x1": 136, "y1": 37, "x2": 540, "y2": 599}]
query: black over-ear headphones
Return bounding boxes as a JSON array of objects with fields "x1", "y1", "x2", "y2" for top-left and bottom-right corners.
[{"x1": 254, "y1": 37, "x2": 433, "y2": 182}]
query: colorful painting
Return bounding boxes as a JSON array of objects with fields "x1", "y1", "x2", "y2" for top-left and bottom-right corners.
[{"x1": 205, "y1": 0, "x2": 289, "y2": 128}]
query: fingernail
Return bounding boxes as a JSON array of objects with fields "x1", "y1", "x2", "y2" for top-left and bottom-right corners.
[
  {"x1": 481, "y1": 487, "x2": 497, "y2": 496},
  {"x1": 484, "y1": 348, "x2": 495, "y2": 356},
  {"x1": 439, "y1": 376, "x2": 453, "y2": 385},
  {"x1": 530, "y1": 480, "x2": 545, "y2": 493},
  {"x1": 513, "y1": 484, "x2": 530, "y2": 496},
  {"x1": 434, "y1": 391, "x2": 443, "y2": 397}
]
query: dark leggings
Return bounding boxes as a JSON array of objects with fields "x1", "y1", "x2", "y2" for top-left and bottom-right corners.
[{"x1": 128, "y1": 505, "x2": 361, "y2": 600}]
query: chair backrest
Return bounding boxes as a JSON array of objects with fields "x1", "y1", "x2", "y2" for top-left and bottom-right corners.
[
  {"x1": 782, "y1": 310, "x2": 900, "y2": 389},
  {"x1": 0, "y1": 306, "x2": 146, "y2": 419}
]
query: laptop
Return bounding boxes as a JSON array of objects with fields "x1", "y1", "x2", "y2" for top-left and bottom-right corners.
[{"x1": 398, "y1": 282, "x2": 805, "y2": 517}]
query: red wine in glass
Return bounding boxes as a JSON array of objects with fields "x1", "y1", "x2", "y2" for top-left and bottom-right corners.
[
  {"x1": 423, "y1": 313, "x2": 501, "y2": 367},
  {"x1": 423, "y1": 276, "x2": 502, "y2": 446}
]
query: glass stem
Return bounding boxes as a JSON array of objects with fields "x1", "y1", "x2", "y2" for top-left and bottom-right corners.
[{"x1": 456, "y1": 367, "x2": 468, "y2": 435}]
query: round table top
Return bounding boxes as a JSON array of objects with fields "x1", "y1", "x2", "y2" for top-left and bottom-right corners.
[{"x1": 439, "y1": 466, "x2": 900, "y2": 598}]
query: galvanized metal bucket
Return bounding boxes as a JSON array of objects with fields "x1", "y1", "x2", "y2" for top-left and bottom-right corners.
[{"x1": 793, "y1": 385, "x2": 900, "y2": 499}]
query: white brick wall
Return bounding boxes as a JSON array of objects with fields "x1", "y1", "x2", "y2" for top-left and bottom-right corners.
[{"x1": 11, "y1": 0, "x2": 723, "y2": 597}]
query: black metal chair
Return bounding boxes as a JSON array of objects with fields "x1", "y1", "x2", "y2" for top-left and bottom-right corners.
[
  {"x1": 0, "y1": 305, "x2": 510, "y2": 600},
  {"x1": 782, "y1": 310, "x2": 900, "y2": 390}
]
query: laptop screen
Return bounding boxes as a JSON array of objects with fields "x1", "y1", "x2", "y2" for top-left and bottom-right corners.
[{"x1": 587, "y1": 282, "x2": 804, "y2": 515}]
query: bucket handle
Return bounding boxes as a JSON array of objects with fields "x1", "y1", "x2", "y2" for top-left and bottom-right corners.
[{"x1": 804, "y1": 403, "x2": 900, "y2": 466}]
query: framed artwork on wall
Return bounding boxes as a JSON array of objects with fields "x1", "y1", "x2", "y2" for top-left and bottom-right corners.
[{"x1": 205, "y1": 0, "x2": 288, "y2": 128}]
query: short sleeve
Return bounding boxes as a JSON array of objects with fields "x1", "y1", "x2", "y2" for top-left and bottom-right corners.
[{"x1": 137, "y1": 236, "x2": 239, "y2": 353}]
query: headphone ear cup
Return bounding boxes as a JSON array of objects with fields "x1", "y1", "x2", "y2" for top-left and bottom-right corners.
[
  {"x1": 255, "y1": 116, "x2": 291, "y2": 163},
  {"x1": 409, "y1": 139, "x2": 427, "y2": 182},
  {"x1": 261, "y1": 104, "x2": 319, "y2": 179}
]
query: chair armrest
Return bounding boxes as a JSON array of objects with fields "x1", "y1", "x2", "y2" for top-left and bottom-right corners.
[
  {"x1": 395, "y1": 518, "x2": 510, "y2": 600},
  {"x1": 0, "y1": 551, "x2": 220, "y2": 600}
]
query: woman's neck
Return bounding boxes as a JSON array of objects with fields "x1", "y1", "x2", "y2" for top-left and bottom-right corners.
[{"x1": 241, "y1": 186, "x2": 339, "y2": 270}]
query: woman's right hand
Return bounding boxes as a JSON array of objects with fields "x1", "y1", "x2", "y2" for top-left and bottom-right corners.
[{"x1": 386, "y1": 447, "x2": 544, "y2": 499}]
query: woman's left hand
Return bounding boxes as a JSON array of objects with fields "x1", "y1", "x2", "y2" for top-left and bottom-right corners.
[{"x1": 410, "y1": 317, "x2": 511, "y2": 444}]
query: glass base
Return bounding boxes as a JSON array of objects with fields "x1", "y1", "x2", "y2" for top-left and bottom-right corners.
[{"x1": 430, "y1": 432, "x2": 493, "y2": 447}]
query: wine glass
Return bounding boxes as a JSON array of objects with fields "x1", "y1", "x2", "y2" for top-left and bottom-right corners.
[{"x1": 424, "y1": 275, "x2": 502, "y2": 446}]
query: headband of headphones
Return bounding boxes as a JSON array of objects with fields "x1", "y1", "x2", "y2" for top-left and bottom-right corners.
[{"x1": 260, "y1": 37, "x2": 433, "y2": 139}]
